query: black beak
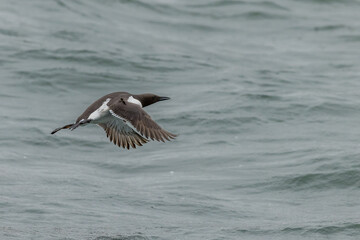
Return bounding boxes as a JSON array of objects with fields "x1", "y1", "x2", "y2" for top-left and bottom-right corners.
[{"x1": 158, "y1": 96, "x2": 170, "y2": 101}]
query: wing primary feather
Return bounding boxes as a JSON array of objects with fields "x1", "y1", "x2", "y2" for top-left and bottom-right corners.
[
  {"x1": 113, "y1": 131, "x2": 116, "y2": 145},
  {"x1": 159, "y1": 131, "x2": 166, "y2": 142},
  {"x1": 141, "y1": 126, "x2": 146, "y2": 138},
  {"x1": 165, "y1": 131, "x2": 176, "y2": 140},
  {"x1": 137, "y1": 124, "x2": 142, "y2": 136},
  {"x1": 112, "y1": 128, "x2": 117, "y2": 143},
  {"x1": 117, "y1": 136, "x2": 121, "y2": 147},
  {"x1": 142, "y1": 136, "x2": 149, "y2": 144},
  {"x1": 159, "y1": 133, "x2": 166, "y2": 142},
  {"x1": 147, "y1": 128, "x2": 153, "y2": 140},
  {"x1": 118, "y1": 133, "x2": 123, "y2": 148},
  {"x1": 169, "y1": 132, "x2": 177, "y2": 139},
  {"x1": 162, "y1": 131, "x2": 170, "y2": 141},
  {"x1": 123, "y1": 135, "x2": 128, "y2": 149},
  {"x1": 124, "y1": 135, "x2": 130, "y2": 149},
  {"x1": 154, "y1": 131, "x2": 162, "y2": 142},
  {"x1": 144, "y1": 127, "x2": 149, "y2": 139},
  {"x1": 150, "y1": 130, "x2": 156, "y2": 141},
  {"x1": 109, "y1": 129, "x2": 114, "y2": 142},
  {"x1": 127, "y1": 135, "x2": 135, "y2": 149},
  {"x1": 120, "y1": 134, "x2": 125, "y2": 148},
  {"x1": 137, "y1": 134, "x2": 146, "y2": 145},
  {"x1": 129, "y1": 136, "x2": 136, "y2": 148},
  {"x1": 115, "y1": 133, "x2": 119, "y2": 147},
  {"x1": 133, "y1": 135, "x2": 141, "y2": 146}
]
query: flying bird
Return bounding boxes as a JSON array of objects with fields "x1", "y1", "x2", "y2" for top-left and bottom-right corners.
[{"x1": 51, "y1": 92, "x2": 176, "y2": 149}]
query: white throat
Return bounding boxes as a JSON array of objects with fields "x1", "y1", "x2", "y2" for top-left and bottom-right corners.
[{"x1": 128, "y1": 96, "x2": 142, "y2": 107}]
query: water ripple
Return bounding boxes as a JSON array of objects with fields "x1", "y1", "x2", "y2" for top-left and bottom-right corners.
[{"x1": 271, "y1": 170, "x2": 360, "y2": 191}]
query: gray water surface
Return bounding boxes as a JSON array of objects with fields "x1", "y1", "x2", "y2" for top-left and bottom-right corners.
[{"x1": 1, "y1": 0, "x2": 360, "y2": 239}]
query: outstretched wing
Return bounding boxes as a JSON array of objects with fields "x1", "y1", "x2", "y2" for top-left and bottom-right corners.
[
  {"x1": 98, "y1": 118, "x2": 148, "y2": 149},
  {"x1": 109, "y1": 100, "x2": 176, "y2": 142}
]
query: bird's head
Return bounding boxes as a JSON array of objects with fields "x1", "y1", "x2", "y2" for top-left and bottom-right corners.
[{"x1": 134, "y1": 93, "x2": 170, "y2": 107}]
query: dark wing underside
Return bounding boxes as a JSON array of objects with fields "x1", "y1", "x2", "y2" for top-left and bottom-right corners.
[
  {"x1": 109, "y1": 99, "x2": 176, "y2": 142},
  {"x1": 98, "y1": 121, "x2": 148, "y2": 149}
]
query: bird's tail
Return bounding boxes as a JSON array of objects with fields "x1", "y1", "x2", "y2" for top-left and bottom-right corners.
[
  {"x1": 51, "y1": 119, "x2": 92, "y2": 134},
  {"x1": 51, "y1": 123, "x2": 74, "y2": 134}
]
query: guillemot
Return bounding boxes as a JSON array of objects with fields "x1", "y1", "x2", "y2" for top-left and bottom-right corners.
[{"x1": 51, "y1": 92, "x2": 176, "y2": 149}]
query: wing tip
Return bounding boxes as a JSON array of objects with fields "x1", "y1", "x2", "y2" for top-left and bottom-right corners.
[{"x1": 143, "y1": 130, "x2": 177, "y2": 142}]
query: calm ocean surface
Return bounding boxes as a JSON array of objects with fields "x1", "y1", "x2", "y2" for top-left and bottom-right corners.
[{"x1": 1, "y1": 0, "x2": 360, "y2": 239}]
